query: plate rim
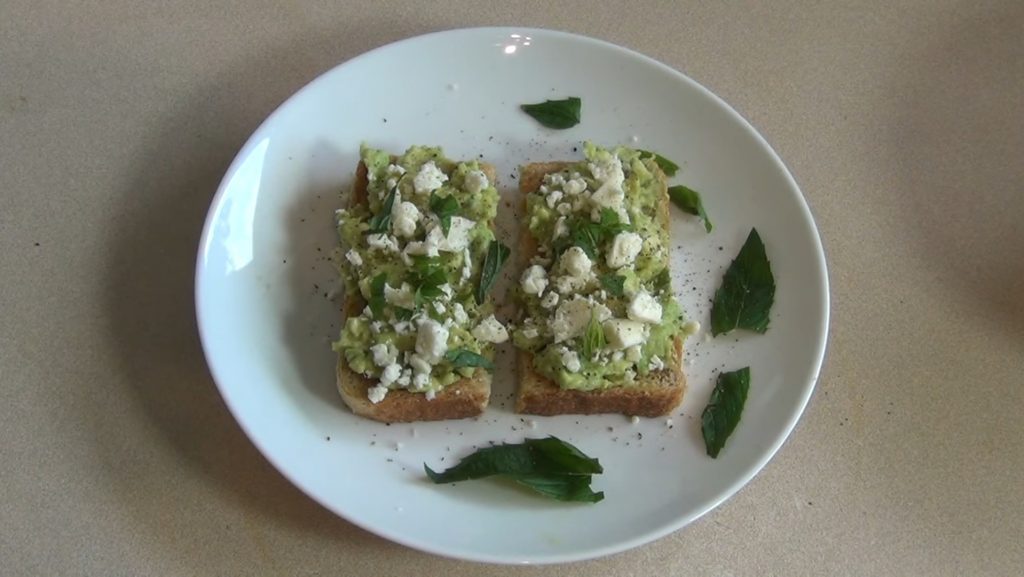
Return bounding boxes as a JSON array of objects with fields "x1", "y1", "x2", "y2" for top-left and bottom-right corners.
[{"x1": 195, "y1": 25, "x2": 831, "y2": 565}]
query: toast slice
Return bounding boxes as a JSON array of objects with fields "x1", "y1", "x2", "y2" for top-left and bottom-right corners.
[
  {"x1": 513, "y1": 155, "x2": 686, "y2": 417},
  {"x1": 334, "y1": 151, "x2": 500, "y2": 422}
]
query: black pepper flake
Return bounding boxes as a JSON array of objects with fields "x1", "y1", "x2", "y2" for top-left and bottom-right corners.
[
  {"x1": 34, "y1": 242, "x2": 40, "y2": 247},
  {"x1": 386, "y1": 458, "x2": 393, "y2": 462},
  {"x1": 382, "y1": 118, "x2": 388, "y2": 123},
  {"x1": 326, "y1": 436, "x2": 331, "y2": 441}
]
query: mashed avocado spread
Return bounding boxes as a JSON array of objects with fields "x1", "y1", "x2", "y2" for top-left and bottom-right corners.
[
  {"x1": 511, "y1": 143, "x2": 694, "y2": 391},
  {"x1": 333, "y1": 145, "x2": 505, "y2": 403}
]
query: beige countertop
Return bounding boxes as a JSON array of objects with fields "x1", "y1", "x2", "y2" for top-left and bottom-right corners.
[{"x1": 3, "y1": 1, "x2": 1022, "y2": 575}]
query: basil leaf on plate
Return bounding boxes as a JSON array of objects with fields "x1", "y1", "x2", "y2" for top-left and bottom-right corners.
[
  {"x1": 520, "y1": 97, "x2": 582, "y2": 129},
  {"x1": 444, "y1": 349, "x2": 494, "y2": 370},
  {"x1": 424, "y1": 436, "x2": 602, "y2": 486},
  {"x1": 638, "y1": 149, "x2": 680, "y2": 177},
  {"x1": 475, "y1": 240, "x2": 510, "y2": 304},
  {"x1": 512, "y1": 474, "x2": 604, "y2": 503},
  {"x1": 668, "y1": 185, "x2": 713, "y2": 233},
  {"x1": 701, "y1": 367, "x2": 750, "y2": 458},
  {"x1": 710, "y1": 228, "x2": 775, "y2": 335},
  {"x1": 429, "y1": 192, "x2": 460, "y2": 236},
  {"x1": 366, "y1": 186, "x2": 396, "y2": 234}
]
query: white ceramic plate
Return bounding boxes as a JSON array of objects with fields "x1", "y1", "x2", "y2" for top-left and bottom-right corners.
[{"x1": 196, "y1": 27, "x2": 828, "y2": 564}]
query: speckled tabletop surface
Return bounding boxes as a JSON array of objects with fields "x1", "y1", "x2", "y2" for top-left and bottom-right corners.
[{"x1": 2, "y1": 1, "x2": 1022, "y2": 575}]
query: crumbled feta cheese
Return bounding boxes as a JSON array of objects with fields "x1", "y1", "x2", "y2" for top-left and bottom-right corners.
[
  {"x1": 540, "y1": 291, "x2": 559, "y2": 309},
  {"x1": 546, "y1": 189, "x2": 563, "y2": 209},
  {"x1": 560, "y1": 246, "x2": 593, "y2": 279},
  {"x1": 384, "y1": 164, "x2": 406, "y2": 191},
  {"x1": 409, "y1": 353, "x2": 432, "y2": 375},
  {"x1": 461, "y1": 247, "x2": 472, "y2": 283},
  {"x1": 370, "y1": 321, "x2": 384, "y2": 335},
  {"x1": 543, "y1": 172, "x2": 566, "y2": 187},
  {"x1": 630, "y1": 415, "x2": 640, "y2": 425},
  {"x1": 624, "y1": 369, "x2": 636, "y2": 383},
  {"x1": 396, "y1": 367, "x2": 412, "y2": 387},
  {"x1": 367, "y1": 233, "x2": 399, "y2": 253},
  {"x1": 520, "y1": 265, "x2": 548, "y2": 295},
  {"x1": 384, "y1": 282, "x2": 415, "y2": 310},
  {"x1": 606, "y1": 231, "x2": 643, "y2": 269},
  {"x1": 444, "y1": 216, "x2": 475, "y2": 251},
  {"x1": 650, "y1": 356, "x2": 665, "y2": 371},
  {"x1": 369, "y1": 343, "x2": 398, "y2": 367},
  {"x1": 561, "y1": 349, "x2": 581, "y2": 373},
  {"x1": 553, "y1": 216, "x2": 568, "y2": 240},
  {"x1": 391, "y1": 200, "x2": 421, "y2": 238},
  {"x1": 433, "y1": 301, "x2": 446, "y2": 315},
  {"x1": 625, "y1": 345, "x2": 643, "y2": 363},
  {"x1": 471, "y1": 315, "x2": 508, "y2": 343},
  {"x1": 556, "y1": 202, "x2": 572, "y2": 216},
  {"x1": 589, "y1": 154, "x2": 625, "y2": 209},
  {"x1": 362, "y1": 305, "x2": 373, "y2": 319},
  {"x1": 415, "y1": 319, "x2": 449, "y2": 363},
  {"x1": 611, "y1": 351, "x2": 624, "y2": 362},
  {"x1": 413, "y1": 161, "x2": 447, "y2": 195},
  {"x1": 563, "y1": 178, "x2": 587, "y2": 196},
  {"x1": 425, "y1": 388, "x2": 436, "y2": 401},
  {"x1": 603, "y1": 319, "x2": 647, "y2": 350},
  {"x1": 367, "y1": 385, "x2": 388, "y2": 404},
  {"x1": 682, "y1": 320, "x2": 701, "y2": 335},
  {"x1": 438, "y1": 283, "x2": 453, "y2": 299},
  {"x1": 522, "y1": 327, "x2": 539, "y2": 339},
  {"x1": 379, "y1": 364, "x2": 401, "y2": 387},
  {"x1": 627, "y1": 289, "x2": 663, "y2": 324},
  {"x1": 412, "y1": 372, "x2": 430, "y2": 390},
  {"x1": 392, "y1": 320, "x2": 412, "y2": 335},
  {"x1": 451, "y1": 302, "x2": 468, "y2": 325},
  {"x1": 344, "y1": 249, "x2": 363, "y2": 267},
  {"x1": 551, "y1": 297, "x2": 594, "y2": 343},
  {"x1": 464, "y1": 169, "x2": 489, "y2": 194}
]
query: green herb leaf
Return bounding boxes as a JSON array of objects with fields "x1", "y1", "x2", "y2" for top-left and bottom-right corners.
[
  {"x1": 637, "y1": 149, "x2": 680, "y2": 177},
  {"x1": 408, "y1": 256, "x2": 446, "y2": 308},
  {"x1": 445, "y1": 349, "x2": 494, "y2": 371},
  {"x1": 668, "y1": 185, "x2": 712, "y2": 233},
  {"x1": 599, "y1": 273, "x2": 625, "y2": 297},
  {"x1": 562, "y1": 209, "x2": 631, "y2": 259},
  {"x1": 581, "y1": 311, "x2": 605, "y2": 360},
  {"x1": 701, "y1": 367, "x2": 750, "y2": 458},
  {"x1": 366, "y1": 186, "x2": 396, "y2": 234},
  {"x1": 424, "y1": 436, "x2": 603, "y2": 483},
  {"x1": 393, "y1": 307, "x2": 414, "y2": 321},
  {"x1": 651, "y1": 267, "x2": 672, "y2": 293},
  {"x1": 511, "y1": 474, "x2": 604, "y2": 503},
  {"x1": 710, "y1": 228, "x2": 776, "y2": 335},
  {"x1": 367, "y1": 273, "x2": 388, "y2": 318},
  {"x1": 475, "y1": 240, "x2": 511, "y2": 304},
  {"x1": 520, "y1": 97, "x2": 582, "y2": 129},
  {"x1": 429, "y1": 192, "x2": 460, "y2": 236}
]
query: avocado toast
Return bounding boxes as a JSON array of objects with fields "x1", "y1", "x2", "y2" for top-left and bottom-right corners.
[
  {"x1": 512, "y1": 143, "x2": 691, "y2": 416},
  {"x1": 333, "y1": 145, "x2": 507, "y2": 422}
]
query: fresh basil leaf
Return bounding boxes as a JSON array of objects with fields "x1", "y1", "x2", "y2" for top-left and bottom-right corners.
[
  {"x1": 710, "y1": 228, "x2": 775, "y2": 335},
  {"x1": 512, "y1": 474, "x2": 604, "y2": 503},
  {"x1": 393, "y1": 307, "x2": 414, "y2": 321},
  {"x1": 599, "y1": 273, "x2": 625, "y2": 297},
  {"x1": 668, "y1": 185, "x2": 712, "y2": 233},
  {"x1": 581, "y1": 311, "x2": 605, "y2": 360},
  {"x1": 367, "y1": 273, "x2": 387, "y2": 318},
  {"x1": 429, "y1": 192, "x2": 460, "y2": 236},
  {"x1": 408, "y1": 256, "x2": 446, "y2": 308},
  {"x1": 570, "y1": 223, "x2": 600, "y2": 259},
  {"x1": 424, "y1": 436, "x2": 602, "y2": 483},
  {"x1": 475, "y1": 240, "x2": 511, "y2": 304},
  {"x1": 366, "y1": 186, "x2": 396, "y2": 234},
  {"x1": 520, "y1": 97, "x2": 582, "y2": 129},
  {"x1": 445, "y1": 349, "x2": 494, "y2": 371},
  {"x1": 638, "y1": 149, "x2": 680, "y2": 177},
  {"x1": 701, "y1": 367, "x2": 750, "y2": 458}
]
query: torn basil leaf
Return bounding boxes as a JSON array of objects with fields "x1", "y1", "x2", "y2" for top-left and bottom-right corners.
[
  {"x1": 445, "y1": 349, "x2": 494, "y2": 371},
  {"x1": 710, "y1": 228, "x2": 775, "y2": 335},
  {"x1": 701, "y1": 367, "x2": 750, "y2": 458},
  {"x1": 599, "y1": 273, "x2": 625, "y2": 297},
  {"x1": 520, "y1": 97, "x2": 582, "y2": 129},
  {"x1": 475, "y1": 240, "x2": 510, "y2": 304},
  {"x1": 366, "y1": 186, "x2": 396, "y2": 234},
  {"x1": 638, "y1": 149, "x2": 680, "y2": 177},
  {"x1": 429, "y1": 192, "x2": 460, "y2": 236},
  {"x1": 424, "y1": 437, "x2": 604, "y2": 503},
  {"x1": 668, "y1": 185, "x2": 712, "y2": 233}
]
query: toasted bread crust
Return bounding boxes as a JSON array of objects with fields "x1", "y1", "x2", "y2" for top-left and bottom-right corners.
[
  {"x1": 334, "y1": 157, "x2": 496, "y2": 422},
  {"x1": 514, "y1": 159, "x2": 686, "y2": 417}
]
